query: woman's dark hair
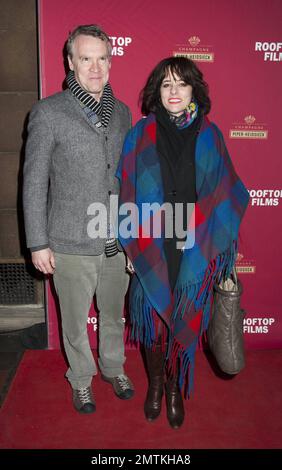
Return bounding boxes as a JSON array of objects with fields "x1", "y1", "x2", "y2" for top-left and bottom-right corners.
[{"x1": 140, "y1": 57, "x2": 211, "y2": 116}]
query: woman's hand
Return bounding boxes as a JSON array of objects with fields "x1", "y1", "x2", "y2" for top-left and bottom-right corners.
[{"x1": 126, "y1": 256, "x2": 135, "y2": 274}]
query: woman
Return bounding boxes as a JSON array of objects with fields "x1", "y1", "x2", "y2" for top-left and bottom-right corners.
[{"x1": 117, "y1": 57, "x2": 249, "y2": 428}]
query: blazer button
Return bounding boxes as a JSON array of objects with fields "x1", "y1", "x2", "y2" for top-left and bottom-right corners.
[{"x1": 108, "y1": 190, "x2": 112, "y2": 195}]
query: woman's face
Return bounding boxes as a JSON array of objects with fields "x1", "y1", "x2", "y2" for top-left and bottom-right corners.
[{"x1": 160, "y1": 69, "x2": 193, "y2": 116}]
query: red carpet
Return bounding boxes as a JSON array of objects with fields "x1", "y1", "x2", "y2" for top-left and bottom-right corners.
[{"x1": 0, "y1": 349, "x2": 281, "y2": 449}]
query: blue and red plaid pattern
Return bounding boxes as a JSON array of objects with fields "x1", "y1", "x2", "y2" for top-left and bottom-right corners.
[{"x1": 117, "y1": 113, "x2": 249, "y2": 395}]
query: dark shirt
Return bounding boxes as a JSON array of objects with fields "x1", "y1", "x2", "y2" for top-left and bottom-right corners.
[{"x1": 156, "y1": 107, "x2": 202, "y2": 289}]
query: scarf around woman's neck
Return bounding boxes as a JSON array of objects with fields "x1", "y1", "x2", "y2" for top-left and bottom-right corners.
[
  {"x1": 116, "y1": 113, "x2": 249, "y2": 395},
  {"x1": 168, "y1": 100, "x2": 198, "y2": 129},
  {"x1": 156, "y1": 103, "x2": 201, "y2": 172},
  {"x1": 66, "y1": 70, "x2": 114, "y2": 127}
]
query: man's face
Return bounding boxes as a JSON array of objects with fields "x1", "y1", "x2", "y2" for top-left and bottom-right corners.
[{"x1": 68, "y1": 35, "x2": 111, "y2": 102}]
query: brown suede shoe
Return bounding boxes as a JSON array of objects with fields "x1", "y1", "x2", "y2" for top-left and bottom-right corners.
[
  {"x1": 72, "y1": 386, "x2": 96, "y2": 414},
  {"x1": 102, "y1": 374, "x2": 134, "y2": 400}
]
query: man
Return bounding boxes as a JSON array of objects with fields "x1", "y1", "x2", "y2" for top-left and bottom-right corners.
[{"x1": 23, "y1": 25, "x2": 133, "y2": 414}]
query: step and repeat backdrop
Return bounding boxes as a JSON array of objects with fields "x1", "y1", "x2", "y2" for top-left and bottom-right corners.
[{"x1": 37, "y1": 0, "x2": 282, "y2": 349}]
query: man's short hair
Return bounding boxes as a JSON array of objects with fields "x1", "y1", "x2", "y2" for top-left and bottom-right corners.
[{"x1": 67, "y1": 24, "x2": 112, "y2": 59}]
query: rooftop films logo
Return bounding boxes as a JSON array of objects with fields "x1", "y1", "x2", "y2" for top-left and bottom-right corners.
[
  {"x1": 248, "y1": 189, "x2": 282, "y2": 207},
  {"x1": 243, "y1": 317, "x2": 275, "y2": 334},
  {"x1": 229, "y1": 115, "x2": 268, "y2": 139},
  {"x1": 174, "y1": 36, "x2": 214, "y2": 62},
  {"x1": 235, "y1": 252, "x2": 256, "y2": 274},
  {"x1": 255, "y1": 42, "x2": 282, "y2": 61},
  {"x1": 87, "y1": 316, "x2": 125, "y2": 332},
  {"x1": 87, "y1": 316, "x2": 98, "y2": 332},
  {"x1": 109, "y1": 36, "x2": 132, "y2": 56}
]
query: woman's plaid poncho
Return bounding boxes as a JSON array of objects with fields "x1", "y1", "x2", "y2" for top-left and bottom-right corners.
[{"x1": 116, "y1": 113, "x2": 249, "y2": 395}]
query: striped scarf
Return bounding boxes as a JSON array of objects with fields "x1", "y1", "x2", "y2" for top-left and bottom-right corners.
[
  {"x1": 66, "y1": 70, "x2": 114, "y2": 127},
  {"x1": 117, "y1": 113, "x2": 249, "y2": 396}
]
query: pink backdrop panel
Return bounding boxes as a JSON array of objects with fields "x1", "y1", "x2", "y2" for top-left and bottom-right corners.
[{"x1": 38, "y1": 0, "x2": 282, "y2": 350}]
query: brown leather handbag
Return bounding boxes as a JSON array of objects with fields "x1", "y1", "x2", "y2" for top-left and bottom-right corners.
[{"x1": 207, "y1": 268, "x2": 245, "y2": 374}]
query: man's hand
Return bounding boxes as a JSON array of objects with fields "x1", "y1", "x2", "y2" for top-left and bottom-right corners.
[{"x1": 32, "y1": 248, "x2": 55, "y2": 274}]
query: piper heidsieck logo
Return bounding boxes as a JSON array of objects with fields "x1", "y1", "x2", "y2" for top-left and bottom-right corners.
[
  {"x1": 229, "y1": 115, "x2": 268, "y2": 139},
  {"x1": 235, "y1": 252, "x2": 256, "y2": 274},
  {"x1": 174, "y1": 36, "x2": 214, "y2": 62}
]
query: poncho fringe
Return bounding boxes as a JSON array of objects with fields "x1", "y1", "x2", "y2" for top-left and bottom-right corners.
[{"x1": 129, "y1": 242, "x2": 237, "y2": 396}]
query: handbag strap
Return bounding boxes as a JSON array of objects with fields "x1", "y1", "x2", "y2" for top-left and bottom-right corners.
[
  {"x1": 218, "y1": 266, "x2": 238, "y2": 291},
  {"x1": 231, "y1": 266, "x2": 238, "y2": 286}
]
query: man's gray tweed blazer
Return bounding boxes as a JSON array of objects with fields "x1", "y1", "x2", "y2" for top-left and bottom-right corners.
[{"x1": 23, "y1": 89, "x2": 131, "y2": 255}]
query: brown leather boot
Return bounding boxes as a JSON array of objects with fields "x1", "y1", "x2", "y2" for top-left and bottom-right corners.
[
  {"x1": 144, "y1": 342, "x2": 165, "y2": 421},
  {"x1": 165, "y1": 367, "x2": 185, "y2": 429}
]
